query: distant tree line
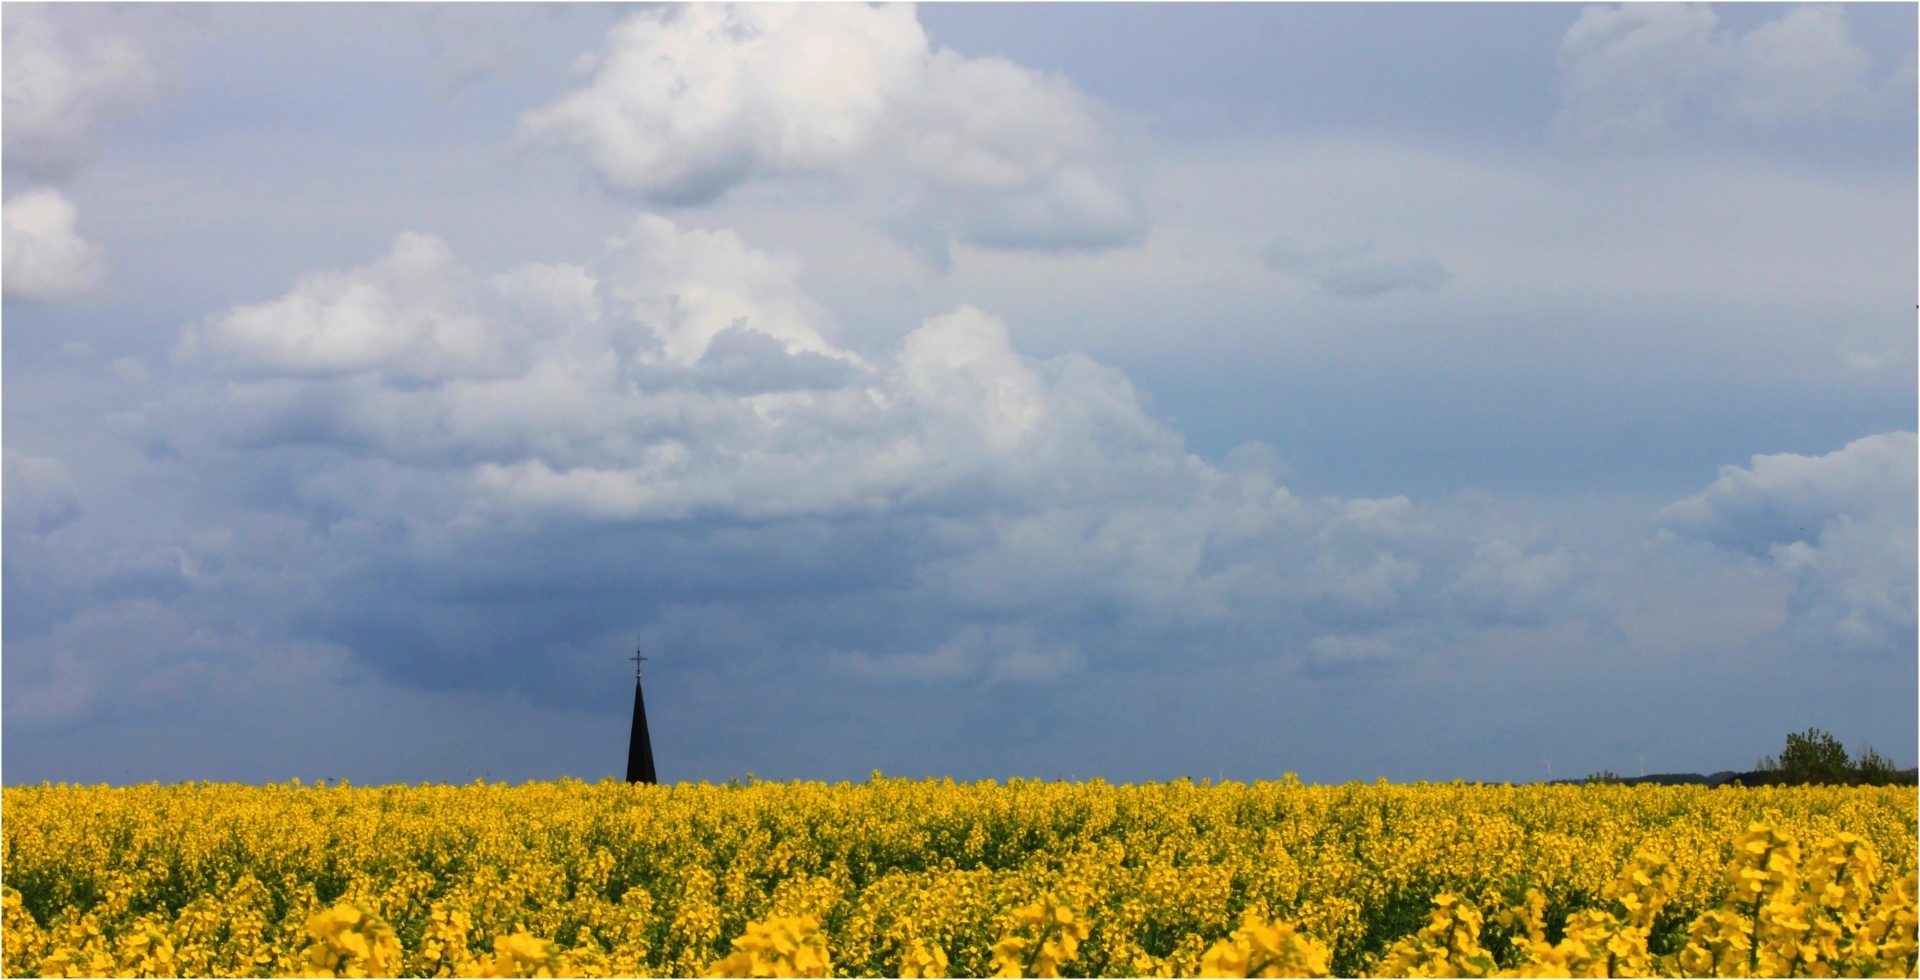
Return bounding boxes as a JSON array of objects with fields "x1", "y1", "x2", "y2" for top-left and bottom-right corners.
[
  {"x1": 1735, "y1": 728, "x2": 1914, "y2": 787},
  {"x1": 1581, "y1": 728, "x2": 1916, "y2": 788}
]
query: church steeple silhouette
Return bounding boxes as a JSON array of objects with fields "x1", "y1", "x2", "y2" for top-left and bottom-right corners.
[{"x1": 626, "y1": 641, "x2": 657, "y2": 784}]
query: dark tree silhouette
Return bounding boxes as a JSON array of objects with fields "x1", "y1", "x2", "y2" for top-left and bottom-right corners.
[{"x1": 1778, "y1": 728, "x2": 1851, "y2": 785}]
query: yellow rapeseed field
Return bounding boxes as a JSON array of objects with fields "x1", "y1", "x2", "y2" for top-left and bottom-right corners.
[{"x1": 1, "y1": 777, "x2": 1913, "y2": 977}]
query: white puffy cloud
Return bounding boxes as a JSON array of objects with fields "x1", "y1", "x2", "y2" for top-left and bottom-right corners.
[
  {"x1": 3, "y1": 189, "x2": 104, "y2": 302},
  {"x1": 520, "y1": 4, "x2": 1144, "y2": 258},
  {"x1": 2, "y1": 5, "x2": 158, "y2": 180},
  {"x1": 521, "y1": 4, "x2": 923, "y2": 199},
  {"x1": 1657, "y1": 432, "x2": 1914, "y2": 552},
  {"x1": 1, "y1": 7, "x2": 169, "y2": 302},
  {"x1": 594, "y1": 215, "x2": 850, "y2": 367},
  {"x1": 169, "y1": 219, "x2": 1157, "y2": 523},
  {"x1": 1555, "y1": 4, "x2": 1885, "y2": 144},
  {"x1": 1658, "y1": 431, "x2": 1916, "y2": 648},
  {"x1": 177, "y1": 232, "x2": 509, "y2": 381}
]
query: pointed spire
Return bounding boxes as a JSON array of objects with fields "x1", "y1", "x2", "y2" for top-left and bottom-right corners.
[{"x1": 626, "y1": 638, "x2": 657, "y2": 784}]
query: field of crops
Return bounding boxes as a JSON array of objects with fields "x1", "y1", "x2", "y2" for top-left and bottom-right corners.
[{"x1": 2, "y1": 777, "x2": 1914, "y2": 977}]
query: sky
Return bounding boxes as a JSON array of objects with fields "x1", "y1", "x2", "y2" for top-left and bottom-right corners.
[{"x1": 3, "y1": 2, "x2": 1914, "y2": 787}]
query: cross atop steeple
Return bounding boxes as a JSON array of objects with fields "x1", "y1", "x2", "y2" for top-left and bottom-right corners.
[{"x1": 631, "y1": 644, "x2": 647, "y2": 679}]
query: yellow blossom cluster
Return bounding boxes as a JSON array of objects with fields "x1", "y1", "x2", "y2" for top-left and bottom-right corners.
[
  {"x1": 989, "y1": 893, "x2": 1090, "y2": 978},
  {"x1": 1352, "y1": 822, "x2": 1917, "y2": 978},
  {"x1": 704, "y1": 917, "x2": 832, "y2": 979},
  {"x1": 1197, "y1": 912, "x2": 1333, "y2": 978},
  {"x1": 2, "y1": 777, "x2": 1912, "y2": 977}
]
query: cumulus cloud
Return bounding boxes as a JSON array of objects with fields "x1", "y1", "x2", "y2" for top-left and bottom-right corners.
[
  {"x1": 3, "y1": 189, "x2": 104, "y2": 303},
  {"x1": 1555, "y1": 3, "x2": 1888, "y2": 144},
  {"x1": 168, "y1": 218, "x2": 1173, "y2": 525},
  {"x1": 1657, "y1": 432, "x2": 1914, "y2": 553},
  {"x1": 134, "y1": 214, "x2": 1623, "y2": 710},
  {"x1": 2, "y1": 5, "x2": 158, "y2": 180},
  {"x1": 1658, "y1": 432, "x2": 1916, "y2": 649},
  {"x1": 177, "y1": 232, "x2": 508, "y2": 380},
  {"x1": 594, "y1": 215, "x2": 850, "y2": 367},
  {"x1": 2, "y1": 7, "x2": 164, "y2": 302},
  {"x1": 520, "y1": 4, "x2": 1145, "y2": 260},
  {"x1": 1265, "y1": 241, "x2": 1450, "y2": 298}
]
